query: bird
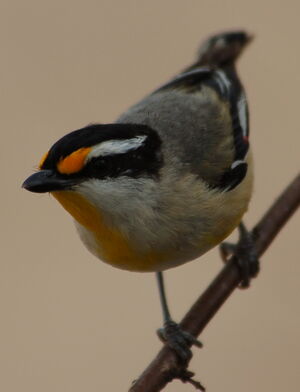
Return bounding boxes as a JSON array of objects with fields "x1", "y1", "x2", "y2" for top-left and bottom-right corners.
[{"x1": 23, "y1": 30, "x2": 257, "y2": 361}]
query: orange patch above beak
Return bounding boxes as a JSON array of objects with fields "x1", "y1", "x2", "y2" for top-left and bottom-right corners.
[
  {"x1": 57, "y1": 147, "x2": 92, "y2": 174},
  {"x1": 39, "y1": 151, "x2": 49, "y2": 169}
]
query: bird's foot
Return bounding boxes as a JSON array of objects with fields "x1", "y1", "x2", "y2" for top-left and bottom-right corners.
[
  {"x1": 220, "y1": 222, "x2": 259, "y2": 288},
  {"x1": 157, "y1": 320, "x2": 202, "y2": 363},
  {"x1": 178, "y1": 369, "x2": 206, "y2": 391}
]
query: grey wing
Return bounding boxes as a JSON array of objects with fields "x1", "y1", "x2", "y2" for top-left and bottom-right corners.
[{"x1": 117, "y1": 67, "x2": 249, "y2": 191}]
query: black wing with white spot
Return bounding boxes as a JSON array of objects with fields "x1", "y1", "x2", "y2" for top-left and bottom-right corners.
[
  {"x1": 153, "y1": 64, "x2": 250, "y2": 191},
  {"x1": 207, "y1": 68, "x2": 250, "y2": 191}
]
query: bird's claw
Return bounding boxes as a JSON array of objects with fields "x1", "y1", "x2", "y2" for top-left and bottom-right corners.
[
  {"x1": 220, "y1": 222, "x2": 259, "y2": 288},
  {"x1": 157, "y1": 320, "x2": 202, "y2": 363}
]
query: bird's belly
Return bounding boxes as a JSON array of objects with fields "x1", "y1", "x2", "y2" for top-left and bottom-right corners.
[
  {"x1": 51, "y1": 186, "x2": 248, "y2": 272},
  {"x1": 75, "y1": 212, "x2": 242, "y2": 272},
  {"x1": 52, "y1": 190, "x2": 177, "y2": 271},
  {"x1": 75, "y1": 222, "x2": 184, "y2": 271}
]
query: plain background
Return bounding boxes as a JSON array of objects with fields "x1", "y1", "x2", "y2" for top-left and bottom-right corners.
[{"x1": 2, "y1": 1, "x2": 299, "y2": 391}]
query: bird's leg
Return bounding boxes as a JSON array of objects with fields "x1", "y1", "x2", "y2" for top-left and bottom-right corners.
[
  {"x1": 155, "y1": 271, "x2": 202, "y2": 363},
  {"x1": 220, "y1": 222, "x2": 259, "y2": 288}
]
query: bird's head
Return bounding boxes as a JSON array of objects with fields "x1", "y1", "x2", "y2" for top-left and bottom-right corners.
[
  {"x1": 23, "y1": 123, "x2": 164, "y2": 233},
  {"x1": 23, "y1": 123, "x2": 163, "y2": 195}
]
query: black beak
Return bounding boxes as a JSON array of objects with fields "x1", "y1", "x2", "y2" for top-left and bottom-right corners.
[{"x1": 22, "y1": 170, "x2": 77, "y2": 193}]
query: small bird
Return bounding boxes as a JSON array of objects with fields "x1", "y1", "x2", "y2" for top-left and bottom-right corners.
[{"x1": 23, "y1": 31, "x2": 257, "y2": 361}]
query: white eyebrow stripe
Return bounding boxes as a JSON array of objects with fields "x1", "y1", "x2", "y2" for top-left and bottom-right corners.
[{"x1": 85, "y1": 135, "x2": 147, "y2": 162}]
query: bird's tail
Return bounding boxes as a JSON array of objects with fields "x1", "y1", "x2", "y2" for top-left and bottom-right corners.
[{"x1": 196, "y1": 31, "x2": 253, "y2": 67}]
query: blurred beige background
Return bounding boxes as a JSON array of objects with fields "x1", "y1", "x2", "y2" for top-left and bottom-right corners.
[{"x1": 1, "y1": 1, "x2": 299, "y2": 391}]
